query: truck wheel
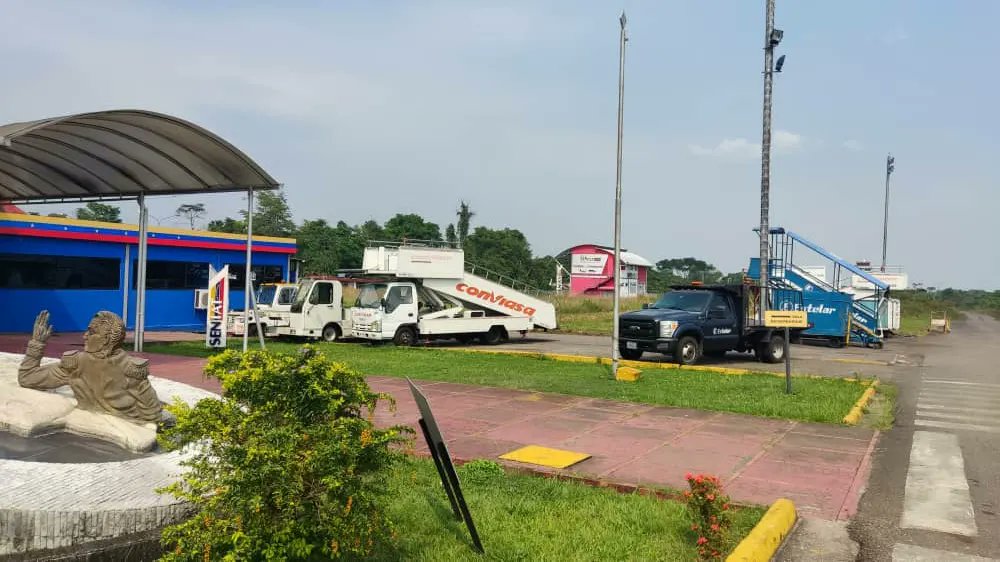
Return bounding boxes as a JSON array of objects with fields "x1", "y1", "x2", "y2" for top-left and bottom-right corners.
[
  {"x1": 619, "y1": 346, "x2": 643, "y2": 360},
  {"x1": 673, "y1": 336, "x2": 701, "y2": 365},
  {"x1": 480, "y1": 326, "x2": 505, "y2": 345},
  {"x1": 322, "y1": 323, "x2": 341, "y2": 342},
  {"x1": 393, "y1": 326, "x2": 417, "y2": 346},
  {"x1": 759, "y1": 334, "x2": 785, "y2": 363}
]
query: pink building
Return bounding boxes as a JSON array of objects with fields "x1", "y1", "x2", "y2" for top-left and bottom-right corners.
[{"x1": 565, "y1": 244, "x2": 653, "y2": 296}]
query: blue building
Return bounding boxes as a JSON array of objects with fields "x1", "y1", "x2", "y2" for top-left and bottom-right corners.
[{"x1": 0, "y1": 210, "x2": 296, "y2": 333}]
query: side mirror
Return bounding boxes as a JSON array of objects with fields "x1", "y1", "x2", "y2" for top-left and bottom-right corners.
[
  {"x1": 642, "y1": 303, "x2": 651, "y2": 309},
  {"x1": 380, "y1": 298, "x2": 387, "y2": 310}
]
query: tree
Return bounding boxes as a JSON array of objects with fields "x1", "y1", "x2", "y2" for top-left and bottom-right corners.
[
  {"x1": 464, "y1": 227, "x2": 534, "y2": 282},
  {"x1": 244, "y1": 190, "x2": 296, "y2": 237},
  {"x1": 445, "y1": 224, "x2": 457, "y2": 245},
  {"x1": 383, "y1": 213, "x2": 441, "y2": 242},
  {"x1": 75, "y1": 202, "x2": 122, "y2": 223},
  {"x1": 296, "y1": 219, "x2": 341, "y2": 275},
  {"x1": 456, "y1": 201, "x2": 474, "y2": 246},
  {"x1": 356, "y1": 220, "x2": 384, "y2": 243},
  {"x1": 207, "y1": 217, "x2": 245, "y2": 234},
  {"x1": 654, "y1": 257, "x2": 723, "y2": 284},
  {"x1": 47, "y1": 213, "x2": 68, "y2": 218},
  {"x1": 175, "y1": 203, "x2": 206, "y2": 229}
]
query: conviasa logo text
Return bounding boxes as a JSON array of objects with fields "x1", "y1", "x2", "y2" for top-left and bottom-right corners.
[{"x1": 455, "y1": 283, "x2": 537, "y2": 316}]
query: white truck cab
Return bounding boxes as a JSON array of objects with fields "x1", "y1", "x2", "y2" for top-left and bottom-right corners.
[
  {"x1": 228, "y1": 282, "x2": 297, "y2": 337},
  {"x1": 271, "y1": 278, "x2": 351, "y2": 341}
]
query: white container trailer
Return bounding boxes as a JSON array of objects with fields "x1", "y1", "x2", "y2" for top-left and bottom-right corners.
[{"x1": 351, "y1": 246, "x2": 557, "y2": 345}]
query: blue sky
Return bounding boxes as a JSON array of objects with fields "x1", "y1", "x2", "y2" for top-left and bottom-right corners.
[{"x1": 4, "y1": 1, "x2": 998, "y2": 288}]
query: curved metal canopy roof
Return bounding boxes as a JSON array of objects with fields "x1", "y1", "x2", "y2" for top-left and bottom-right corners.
[{"x1": 0, "y1": 109, "x2": 280, "y2": 203}]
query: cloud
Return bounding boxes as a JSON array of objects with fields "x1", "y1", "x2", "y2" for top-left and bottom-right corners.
[
  {"x1": 688, "y1": 130, "x2": 803, "y2": 159},
  {"x1": 843, "y1": 139, "x2": 863, "y2": 151}
]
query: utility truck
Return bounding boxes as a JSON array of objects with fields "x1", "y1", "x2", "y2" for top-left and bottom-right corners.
[
  {"x1": 230, "y1": 278, "x2": 351, "y2": 341},
  {"x1": 228, "y1": 282, "x2": 298, "y2": 337},
  {"x1": 351, "y1": 245, "x2": 557, "y2": 345}
]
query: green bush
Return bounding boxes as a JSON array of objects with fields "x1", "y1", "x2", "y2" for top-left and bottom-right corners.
[
  {"x1": 457, "y1": 459, "x2": 506, "y2": 485},
  {"x1": 158, "y1": 346, "x2": 410, "y2": 560}
]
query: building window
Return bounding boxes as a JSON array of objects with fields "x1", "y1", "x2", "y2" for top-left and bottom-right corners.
[
  {"x1": 133, "y1": 261, "x2": 210, "y2": 289},
  {"x1": 0, "y1": 253, "x2": 120, "y2": 289},
  {"x1": 227, "y1": 264, "x2": 284, "y2": 291}
]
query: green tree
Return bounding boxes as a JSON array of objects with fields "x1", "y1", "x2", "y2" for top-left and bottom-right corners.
[
  {"x1": 356, "y1": 219, "x2": 384, "y2": 243},
  {"x1": 654, "y1": 257, "x2": 723, "y2": 284},
  {"x1": 445, "y1": 224, "x2": 457, "y2": 245},
  {"x1": 333, "y1": 221, "x2": 365, "y2": 270},
  {"x1": 296, "y1": 219, "x2": 341, "y2": 275},
  {"x1": 464, "y1": 227, "x2": 534, "y2": 282},
  {"x1": 383, "y1": 213, "x2": 441, "y2": 242},
  {"x1": 75, "y1": 202, "x2": 122, "y2": 223},
  {"x1": 456, "y1": 201, "x2": 474, "y2": 246},
  {"x1": 158, "y1": 346, "x2": 408, "y2": 560},
  {"x1": 207, "y1": 217, "x2": 245, "y2": 234},
  {"x1": 47, "y1": 213, "x2": 68, "y2": 218},
  {"x1": 244, "y1": 190, "x2": 296, "y2": 237},
  {"x1": 175, "y1": 203, "x2": 206, "y2": 229}
]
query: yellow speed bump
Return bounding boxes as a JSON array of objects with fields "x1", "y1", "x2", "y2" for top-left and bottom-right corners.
[{"x1": 499, "y1": 445, "x2": 591, "y2": 469}]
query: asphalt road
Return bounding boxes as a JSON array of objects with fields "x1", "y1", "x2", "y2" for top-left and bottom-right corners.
[
  {"x1": 452, "y1": 331, "x2": 922, "y2": 380},
  {"x1": 849, "y1": 313, "x2": 1000, "y2": 561}
]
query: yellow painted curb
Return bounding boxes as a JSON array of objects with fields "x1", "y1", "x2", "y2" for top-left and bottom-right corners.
[
  {"x1": 726, "y1": 498, "x2": 797, "y2": 562},
  {"x1": 831, "y1": 358, "x2": 887, "y2": 367},
  {"x1": 842, "y1": 380, "x2": 880, "y2": 425},
  {"x1": 436, "y1": 346, "x2": 873, "y2": 383}
]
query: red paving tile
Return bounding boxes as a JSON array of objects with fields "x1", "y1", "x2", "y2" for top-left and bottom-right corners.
[{"x1": 0, "y1": 336, "x2": 878, "y2": 521}]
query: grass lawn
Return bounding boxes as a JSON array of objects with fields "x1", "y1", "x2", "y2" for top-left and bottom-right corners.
[
  {"x1": 373, "y1": 458, "x2": 763, "y2": 561},
  {"x1": 895, "y1": 291, "x2": 964, "y2": 336},
  {"x1": 548, "y1": 294, "x2": 655, "y2": 335},
  {"x1": 146, "y1": 340, "x2": 870, "y2": 424}
]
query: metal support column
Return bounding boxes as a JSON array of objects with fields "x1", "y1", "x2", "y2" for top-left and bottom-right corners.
[
  {"x1": 134, "y1": 194, "x2": 149, "y2": 352},
  {"x1": 122, "y1": 244, "x2": 130, "y2": 322},
  {"x1": 243, "y1": 188, "x2": 254, "y2": 352}
]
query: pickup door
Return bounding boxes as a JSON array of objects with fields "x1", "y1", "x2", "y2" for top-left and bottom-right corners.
[{"x1": 702, "y1": 292, "x2": 740, "y2": 352}]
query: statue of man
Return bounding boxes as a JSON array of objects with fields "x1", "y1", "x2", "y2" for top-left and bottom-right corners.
[{"x1": 18, "y1": 310, "x2": 163, "y2": 424}]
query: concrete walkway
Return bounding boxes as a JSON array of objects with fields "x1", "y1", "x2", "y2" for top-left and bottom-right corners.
[{"x1": 0, "y1": 332, "x2": 878, "y2": 520}]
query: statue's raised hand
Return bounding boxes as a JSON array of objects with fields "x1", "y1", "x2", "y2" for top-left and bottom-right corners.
[{"x1": 32, "y1": 310, "x2": 53, "y2": 343}]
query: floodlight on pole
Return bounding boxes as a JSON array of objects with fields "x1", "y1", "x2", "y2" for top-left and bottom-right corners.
[
  {"x1": 881, "y1": 153, "x2": 895, "y2": 272},
  {"x1": 611, "y1": 11, "x2": 627, "y2": 378}
]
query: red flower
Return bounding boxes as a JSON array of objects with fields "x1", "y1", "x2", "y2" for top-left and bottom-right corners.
[
  {"x1": 697, "y1": 537, "x2": 708, "y2": 545},
  {"x1": 685, "y1": 472, "x2": 694, "y2": 480},
  {"x1": 710, "y1": 523, "x2": 720, "y2": 532},
  {"x1": 706, "y1": 493, "x2": 715, "y2": 501},
  {"x1": 722, "y1": 503, "x2": 730, "y2": 510},
  {"x1": 695, "y1": 475, "x2": 704, "y2": 484},
  {"x1": 684, "y1": 491, "x2": 692, "y2": 498},
  {"x1": 691, "y1": 524, "x2": 699, "y2": 531}
]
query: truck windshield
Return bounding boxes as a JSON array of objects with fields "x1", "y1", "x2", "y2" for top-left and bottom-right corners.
[
  {"x1": 356, "y1": 284, "x2": 388, "y2": 309},
  {"x1": 652, "y1": 291, "x2": 712, "y2": 312},
  {"x1": 276, "y1": 287, "x2": 297, "y2": 305},
  {"x1": 290, "y1": 280, "x2": 314, "y2": 312},
  {"x1": 257, "y1": 285, "x2": 278, "y2": 306}
]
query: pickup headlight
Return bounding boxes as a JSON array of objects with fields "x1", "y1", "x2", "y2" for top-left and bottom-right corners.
[
  {"x1": 659, "y1": 320, "x2": 678, "y2": 338},
  {"x1": 372, "y1": 321, "x2": 381, "y2": 332}
]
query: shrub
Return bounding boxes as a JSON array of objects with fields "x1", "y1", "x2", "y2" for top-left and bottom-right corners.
[
  {"x1": 158, "y1": 346, "x2": 410, "y2": 560},
  {"x1": 458, "y1": 459, "x2": 506, "y2": 485},
  {"x1": 684, "y1": 473, "x2": 733, "y2": 560}
]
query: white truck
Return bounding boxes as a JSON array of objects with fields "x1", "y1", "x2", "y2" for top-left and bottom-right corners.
[
  {"x1": 228, "y1": 282, "x2": 298, "y2": 337},
  {"x1": 229, "y1": 278, "x2": 351, "y2": 341},
  {"x1": 350, "y1": 245, "x2": 557, "y2": 345}
]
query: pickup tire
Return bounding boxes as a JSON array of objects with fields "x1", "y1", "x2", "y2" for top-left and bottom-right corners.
[
  {"x1": 619, "y1": 346, "x2": 643, "y2": 360},
  {"x1": 393, "y1": 326, "x2": 417, "y2": 346},
  {"x1": 322, "y1": 323, "x2": 341, "y2": 342},
  {"x1": 758, "y1": 333, "x2": 785, "y2": 363},
  {"x1": 673, "y1": 335, "x2": 701, "y2": 365}
]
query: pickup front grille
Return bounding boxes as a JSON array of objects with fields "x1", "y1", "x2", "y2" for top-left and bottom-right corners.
[{"x1": 619, "y1": 319, "x2": 656, "y2": 339}]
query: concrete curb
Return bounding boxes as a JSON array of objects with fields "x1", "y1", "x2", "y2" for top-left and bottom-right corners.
[
  {"x1": 842, "y1": 380, "x2": 880, "y2": 425},
  {"x1": 726, "y1": 498, "x2": 797, "y2": 562},
  {"x1": 438, "y1": 347, "x2": 873, "y2": 383}
]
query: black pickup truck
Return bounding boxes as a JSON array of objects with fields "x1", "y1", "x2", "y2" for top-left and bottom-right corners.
[{"x1": 618, "y1": 284, "x2": 796, "y2": 365}]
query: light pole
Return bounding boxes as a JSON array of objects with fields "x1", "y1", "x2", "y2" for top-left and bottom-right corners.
[
  {"x1": 757, "y1": 0, "x2": 783, "y2": 322},
  {"x1": 611, "y1": 12, "x2": 627, "y2": 378},
  {"x1": 881, "y1": 153, "x2": 895, "y2": 272}
]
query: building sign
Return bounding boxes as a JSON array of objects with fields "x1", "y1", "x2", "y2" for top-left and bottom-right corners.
[
  {"x1": 571, "y1": 253, "x2": 608, "y2": 275},
  {"x1": 206, "y1": 265, "x2": 229, "y2": 348},
  {"x1": 764, "y1": 310, "x2": 809, "y2": 328}
]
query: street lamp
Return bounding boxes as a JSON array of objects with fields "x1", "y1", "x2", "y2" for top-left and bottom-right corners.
[
  {"x1": 611, "y1": 12, "x2": 627, "y2": 378},
  {"x1": 881, "y1": 154, "x2": 895, "y2": 272},
  {"x1": 757, "y1": 0, "x2": 784, "y2": 321}
]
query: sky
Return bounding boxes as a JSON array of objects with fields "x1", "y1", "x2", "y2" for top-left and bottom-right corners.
[{"x1": 4, "y1": 0, "x2": 998, "y2": 289}]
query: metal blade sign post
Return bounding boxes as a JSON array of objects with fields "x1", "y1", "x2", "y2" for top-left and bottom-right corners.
[
  {"x1": 764, "y1": 310, "x2": 808, "y2": 393},
  {"x1": 407, "y1": 378, "x2": 484, "y2": 553}
]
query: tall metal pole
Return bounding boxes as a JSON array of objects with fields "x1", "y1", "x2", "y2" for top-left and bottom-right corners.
[
  {"x1": 880, "y1": 153, "x2": 895, "y2": 272},
  {"x1": 611, "y1": 12, "x2": 627, "y2": 377},
  {"x1": 243, "y1": 188, "x2": 254, "y2": 352},
  {"x1": 758, "y1": 0, "x2": 776, "y2": 322}
]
